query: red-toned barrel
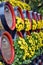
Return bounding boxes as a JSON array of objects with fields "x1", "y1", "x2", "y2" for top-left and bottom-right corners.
[
  {"x1": 32, "y1": 12, "x2": 37, "y2": 21},
  {"x1": 0, "y1": 2, "x2": 16, "y2": 38},
  {"x1": 1, "y1": 31, "x2": 15, "y2": 64},
  {"x1": 14, "y1": 6, "x2": 24, "y2": 38},
  {"x1": 26, "y1": 10, "x2": 32, "y2": 35}
]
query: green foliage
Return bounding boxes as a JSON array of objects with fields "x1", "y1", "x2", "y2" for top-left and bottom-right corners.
[{"x1": 28, "y1": 0, "x2": 43, "y2": 15}]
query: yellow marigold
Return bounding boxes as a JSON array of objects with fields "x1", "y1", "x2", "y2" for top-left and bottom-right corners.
[
  {"x1": 19, "y1": 37, "x2": 25, "y2": 43},
  {"x1": 18, "y1": 37, "x2": 35, "y2": 60},
  {"x1": 31, "y1": 46, "x2": 35, "y2": 51},
  {"x1": 23, "y1": 51, "x2": 32, "y2": 60},
  {"x1": 16, "y1": 17, "x2": 24, "y2": 31},
  {"x1": 37, "y1": 20, "x2": 42, "y2": 29},
  {"x1": 24, "y1": 18, "x2": 31, "y2": 31},
  {"x1": 42, "y1": 20, "x2": 43, "y2": 28},
  {"x1": 0, "y1": 62, "x2": 3, "y2": 65},
  {"x1": 20, "y1": 45, "x2": 25, "y2": 49},
  {"x1": 18, "y1": 37, "x2": 31, "y2": 60},
  {"x1": 36, "y1": 45, "x2": 39, "y2": 50},
  {"x1": 18, "y1": 40, "x2": 22, "y2": 44},
  {"x1": 40, "y1": 43, "x2": 43, "y2": 47},
  {"x1": 8, "y1": 0, "x2": 31, "y2": 10},
  {"x1": 23, "y1": 55, "x2": 26, "y2": 60},
  {"x1": 38, "y1": 42, "x2": 43, "y2": 48},
  {"x1": 16, "y1": 1, "x2": 25, "y2": 9},
  {"x1": 39, "y1": 31, "x2": 43, "y2": 39},
  {"x1": 28, "y1": 54, "x2": 32, "y2": 58},
  {"x1": 32, "y1": 19, "x2": 37, "y2": 30},
  {"x1": 23, "y1": 2, "x2": 31, "y2": 10},
  {"x1": 9, "y1": 0, "x2": 15, "y2": 2},
  {"x1": 29, "y1": 47, "x2": 32, "y2": 51},
  {"x1": 29, "y1": 39, "x2": 33, "y2": 43},
  {"x1": 39, "y1": 31, "x2": 43, "y2": 47},
  {"x1": 19, "y1": 37, "x2": 28, "y2": 50},
  {"x1": 28, "y1": 47, "x2": 35, "y2": 56},
  {"x1": 30, "y1": 51, "x2": 35, "y2": 56}
]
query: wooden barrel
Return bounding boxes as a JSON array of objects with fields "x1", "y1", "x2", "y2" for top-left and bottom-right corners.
[{"x1": 0, "y1": 31, "x2": 15, "y2": 64}]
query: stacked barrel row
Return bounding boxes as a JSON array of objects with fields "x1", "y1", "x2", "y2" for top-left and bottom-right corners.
[{"x1": 0, "y1": 2, "x2": 43, "y2": 65}]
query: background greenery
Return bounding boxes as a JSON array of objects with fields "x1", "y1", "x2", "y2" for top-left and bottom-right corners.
[
  {"x1": 23, "y1": 0, "x2": 43, "y2": 15},
  {"x1": 0, "y1": 0, "x2": 43, "y2": 15},
  {"x1": 28, "y1": 0, "x2": 43, "y2": 15}
]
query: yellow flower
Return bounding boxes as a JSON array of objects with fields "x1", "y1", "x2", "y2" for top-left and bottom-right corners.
[
  {"x1": 28, "y1": 54, "x2": 32, "y2": 58},
  {"x1": 17, "y1": 1, "x2": 25, "y2": 9},
  {"x1": 23, "y1": 52, "x2": 31, "y2": 60},
  {"x1": 39, "y1": 31, "x2": 43, "y2": 39},
  {"x1": 24, "y1": 18, "x2": 31, "y2": 31},
  {"x1": 40, "y1": 43, "x2": 43, "y2": 47},
  {"x1": 32, "y1": 19, "x2": 37, "y2": 30},
  {"x1": 29, "y1": 39, "x2": 33, "y2": 43},
  {"x1": 26, "y1": 53, "x2": 30, "y2": 56},
  {"x1": 32, "y1": 25, "x2": 36, "y2": 30},
  {"x1": 0, "y1": 62, "x2": 3, "y2": 65},
  {"x1": 30, "y1": 51, "x2": 35, "y2": 56},
  {"x1": 8, "y1": 0, "x2": 31, "y2": 10},
  {"x1": 20, "y1": 45, "x2": 24, "y2": 49},
  {"x1": 38, "y1": 42, "x2": 43, "y2": 48},
  {"x1": 23, "y1": 2, "x2": 31, "y2": 10},
  {"x1": 18, "y1": 41, "x2": 22, "y2": 44},
  {"x1": 23, "y1": 55, "x2": 26, "y2": 60},
  {"x1": 42, "y1": 20, "x2": 43, "y2": 28},
  {"x1": 37, "y1": 20, "x2": 42, "y2": 29},
  {"x1": 18, "y1": 37, "x2": 31, "y2": 59},
  {"x1": 29, "y1": 47, "x2": 32, "y2": 51},
  {"x1": 36, "y1": 45, "x2": 39, "y2": 50},
  {"x1": 10, "y1": 0, "x2": 15, "y2": 2},
  {"x1": 16, "y1": 17, "x2": 24, "y2": 31},
  {"x1": 31, "y1": 46, "x2": 35, "y2": 51}
]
